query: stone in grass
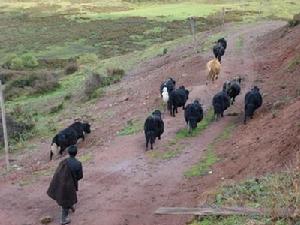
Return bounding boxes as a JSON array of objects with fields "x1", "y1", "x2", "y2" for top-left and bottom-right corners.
[{"x1": 40, "y1": 216, "x2": 53, "y2": 224}]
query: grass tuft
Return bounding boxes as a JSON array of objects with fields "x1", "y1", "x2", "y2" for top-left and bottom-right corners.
[
  {"x1": 184, "y1": 144, "x2": 218, "y2": 177},
  {"x1": 118, "y1": 119, "x2": 142, "y2": 136},
  {"x1": 148, "y1": 147, "x2": 181, "y2": 160},
  {"x1": 184, "y1": 123, "x2": 235, "y2": 178}
]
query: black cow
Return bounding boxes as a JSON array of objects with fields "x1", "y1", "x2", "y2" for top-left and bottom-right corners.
[
  {"x1": 213, "y1": 42, "x2": 225, "y2": 63},
  {"x1": 144, "y1": 110, "x2": 164, "y2": 150},
  {"x1": 217, "y1": 38, "x2": 227, "y2": 50},
  {"x1": 50, "y1": 121, "x2": 91, "y2": 160},
  {"x1": 184, "y1": 100, "x2": 204, "y2": 133},
  {"x1": 223, "y1": 77, "x2": 242, "y2": 105},
  {"x1": 169, "y1": 86, "x2": 189, "y2": 117},
  {"x1": 244, "y1": 86, "x2": 263, "y2": 124},
  {"x1": 160, "y1": 77, "x2": 176, "y2": 95},
  {"x1": 212, "y1": 90, "x2": 230, "y2": 121}
]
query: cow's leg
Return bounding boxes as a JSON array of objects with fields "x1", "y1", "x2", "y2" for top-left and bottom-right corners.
[
  {"x1": 169, "y1": 105, "x2": 173, "y2": 116},
  {"x1": 59, "y1": 146, "x2": 66, "y2": 156},
  {"x1": 81, "y1": 134, "x2": 85, "y2": 141},
  {"x1": 158, "y1": 135, "x2": 161, "y2": 140},
  {"x1": 50, "y1": 150, "x2": 54, "y2": 161},
  {"x1": 221, "y1": 112, "x2": 224, "y2": 117},
  {"x1": 146, "y1": 135, "x2": 149, "y2": 150}
]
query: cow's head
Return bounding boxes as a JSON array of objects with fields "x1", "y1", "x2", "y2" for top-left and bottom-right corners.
[
  {"x1": 185, "y1": 89, "x2": 189, "y2": 100},
  {"x1": 194, "y1": 99, "x2": 200, "y2": 105},
  {"x1": 152, "y1": 110, "x2": 162, "y2": 118},
  {"x1": 82, "y1": 122, "x2": 91, "y2": 134},
  {"x1": 252, "y1": 86, "x2": 260, "y2": 92}
]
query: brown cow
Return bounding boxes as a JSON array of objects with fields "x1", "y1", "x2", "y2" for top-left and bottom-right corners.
[{"x1": 206, "y1": 59, "x2": 221, "y2": 85}]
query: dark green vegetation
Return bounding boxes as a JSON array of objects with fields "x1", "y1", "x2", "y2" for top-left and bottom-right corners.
[{"x1": 190, "y1": 170, "x2": 300, "y2": 225}]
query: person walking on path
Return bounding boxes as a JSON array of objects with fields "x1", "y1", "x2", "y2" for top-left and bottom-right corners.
[{"x1": 47, "y1": 145, "x2": 83, "y2": 225}]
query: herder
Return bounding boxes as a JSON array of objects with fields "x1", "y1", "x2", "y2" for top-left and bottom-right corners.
[{"x1": 47, "y1": 145, "x2": 83, "y2": 224}]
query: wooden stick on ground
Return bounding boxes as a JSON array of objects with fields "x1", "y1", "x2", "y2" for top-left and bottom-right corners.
[{"x1": 155, "y1": 206, "x2": 293, "y2": 218}]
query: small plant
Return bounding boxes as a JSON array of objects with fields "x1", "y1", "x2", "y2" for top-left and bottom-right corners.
[
  {"x1": 106, "y1": 67, "x2": 125, "y2": 77},
  {"x1": 20, "y1": 53, "x2": 39, "y2": 68},
  {"x1": 32, "y1": 71, "x2": 60, "y2": 94},
  {"x1": 148, "y1": 147, "x2": 182, "y2": 160},
  {"x1": 288, "y1": 13, "x2": 300, "y2": 27},
  {"x1": 1, "y1": 113, "x2": 35, "y2": 147},
  {"x1": 9, "y1": 53, "x2": 39, "y2": 70},
  {"x1": 49, "y1": 103, "x2": 64, "y2": 114},
  {"x1": 77, "y1": 53, "x2": 98, "y2": 65},
  {"x1": 184, "y1": 144, "x2": 218, "y2": 177},
  {"x1": 83, "y1": 73, "x2": 102, "y2": 100},
  {"x1": 118, "y1": 119, "x2": 142, "y2": 136},
  {"x1": 64, "y1": 63, "x2": 78, "y2": 75}
]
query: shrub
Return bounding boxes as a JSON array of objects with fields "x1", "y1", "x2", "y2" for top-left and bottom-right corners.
[
  {"x1": 288, "y1": 13, "x2": 300, "y2": 27},
  {"x1": 10, "y1": 57, "x2": 24, "y2": 70},
  {"x1": 6, "y1": 53, "x2": 39, "y2": 70},
  {"x1": 6, "y1": 71, "x2": 60, "y2": 99},
  {"x1": 0, "y1": 113, "x2": 35, "y2": 146},
  {"x1": 103, "y1": 67, "x2": 125, "y2": 86},
  {"x1": 32, "y1": 71, "x2": 60, "y2": 94},
  {"x1": 64, "y1": 63, "x2": 78, "y2": 75},
  {"x1": 106, "y1": 67, "x2": 125, "y2": 77},
  {"x1": 2, "y1": 53, "x2": 18, "y2": 69},
  {"x1": 77, "y1": 53, "x2": 98, "y2": 65},
  {"x1": 20, "y1": 53, "x2": 39, "y2": 68},
  {"x1": 84, "y1": 73, "x2": 103, "y2": 99}
]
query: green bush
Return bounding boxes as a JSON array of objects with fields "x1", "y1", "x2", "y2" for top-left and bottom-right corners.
[
  {"x1": 1, "y1": 112, "x2": 35, "y2": 146},
  {"x1": 64, "y1": 63, "x2": 78, "y2": 75},
  {"x1": 7, "y1": 53, "x2": 39, "y2": 70},
  {"x1": 10, "y1": 57, "x2": 24, "y2": 70},
  {"x1": 77, "y1": 53, "x2": 98, "y2": 65},
  {"x1": 83, "y1": 73, "x2": 103, "y2": 99},
  {"x1": 20, "y1": 53, "x2": 39, "y2": 68},
  {"x1": 288, "y1": 13, "x2": 300, "y2": 27},
  {"x1": 6, "y1": 71, "x2": 60, "y2": 99}
]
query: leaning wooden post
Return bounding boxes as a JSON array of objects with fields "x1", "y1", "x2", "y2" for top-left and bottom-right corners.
[
  {"x1": 222, "y1": 7, "x2": 225, "y2": 26},
  {"x1": 0, "y1": 80, "x2": 9, "y2": 170},
  {"x1": 188, "y1": 16, "x2": 197, "y2": 52}
]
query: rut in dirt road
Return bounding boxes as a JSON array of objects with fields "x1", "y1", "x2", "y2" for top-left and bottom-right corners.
[{"x1": 0, "y1": 21, "x2": 285, "y2": 225}]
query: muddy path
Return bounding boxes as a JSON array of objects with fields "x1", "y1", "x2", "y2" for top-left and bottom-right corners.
[{"x1": 0, "y1": 21, "x2": 285, "y2": 225}]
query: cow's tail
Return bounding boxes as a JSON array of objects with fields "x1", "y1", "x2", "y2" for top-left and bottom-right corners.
[{"x1": 50, "y1": 136, "x2": 58, "y2": 161}]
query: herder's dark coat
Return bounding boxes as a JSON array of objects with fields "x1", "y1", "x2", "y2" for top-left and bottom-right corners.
[{"x1": 47, "y1": 159, "x2": 77, "y2": 208}]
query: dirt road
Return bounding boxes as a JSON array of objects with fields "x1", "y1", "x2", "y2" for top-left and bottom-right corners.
[{"x1": 0, "y1": 21, "x2": 285, "y2": 225}]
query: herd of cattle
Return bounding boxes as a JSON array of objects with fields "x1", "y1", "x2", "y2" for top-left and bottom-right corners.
[{"x1": 50, "y1": 37, "x2": 263, "y2": 157}]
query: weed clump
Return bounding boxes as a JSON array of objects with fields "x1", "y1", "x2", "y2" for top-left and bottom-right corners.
[
  {"x1": 77, "y1": 53, "x2": 98, "y2": 65},
  {"x1": 288, "y1": 13, "x2": 300, "y2": 27},
  {"x1": 83, "y1": 73, "x2": 103, "y2": 99},
  {"x1": 64, "y1": 63, "x2": 78, "y2": 75},
  {"x1": 5, "y1": 71, "x2": 60, "y2": 99},
  {"x1": 5, "y1": 53, "x2": 39, "y2": 70},
  {"x1": 1, "y1": 111, "x2": 35, "y2": 147}
]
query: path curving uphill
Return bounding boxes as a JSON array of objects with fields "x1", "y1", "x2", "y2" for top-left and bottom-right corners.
[{"x1": 0, "y1": 21, "x2": 285, "y2": 225}]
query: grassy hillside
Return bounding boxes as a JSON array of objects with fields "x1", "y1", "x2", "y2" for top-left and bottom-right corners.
[{"x1": 1, "y1": 0, "x2": 300, "y2": 151}]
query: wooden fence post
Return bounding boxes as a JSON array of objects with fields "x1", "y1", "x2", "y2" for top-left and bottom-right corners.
[
  {"x1": 0, "y1": 80, "x2": 9, "y2": 170},
  {"x1": 188, "y1": 16, "x2": 197, "y2": 52}
]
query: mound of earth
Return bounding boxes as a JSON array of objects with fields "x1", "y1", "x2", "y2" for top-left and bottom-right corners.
[{"x1": 193, "y1": 24, "x2": 300, "y2": 202}]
